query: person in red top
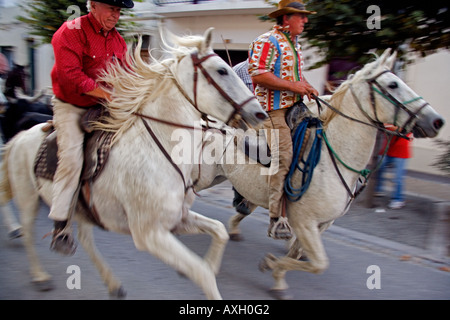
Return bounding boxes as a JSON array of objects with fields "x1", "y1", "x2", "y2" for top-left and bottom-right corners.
[
  {"x1": 49, "y1": 0, "x2": 134, "y2": 255},
  {"x1": 375, "y1": 125, "x2": 414, "y2": 209}
]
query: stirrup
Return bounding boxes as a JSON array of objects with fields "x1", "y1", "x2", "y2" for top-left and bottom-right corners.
[{"x1": 268, "y1": 216, "x2": 292, "y2": 240}]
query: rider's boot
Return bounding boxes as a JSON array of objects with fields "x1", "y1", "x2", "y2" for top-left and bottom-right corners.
[
  {"x1": 50, "y1": 220, "x2": 77, "y2": 256},
  {"x1": 232, "y1": 188, "x2": 251, "y2": 215}
]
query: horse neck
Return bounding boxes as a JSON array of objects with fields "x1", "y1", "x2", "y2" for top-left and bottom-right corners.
[
  {"x1": 325, "y1": 85, "x2": 379, "y2": 174},
  {"x1": 135, "y1": 80, "x2": 204, "y2": 164},
  {"x1": 144, "y1": 76, "x2": 202, "y2": 124}
]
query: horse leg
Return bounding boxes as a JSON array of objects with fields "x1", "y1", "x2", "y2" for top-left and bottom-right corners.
[
  {"x1": 137, "y1": 229, "x2": 222, "y2": 300},
  {"x1": 260, "y1": 221, "x2": 329, "y2": 299},
  {"x1": 173, "y1": 210, "x2": 229, "y2": 275},
  {"x1": 286, "y1": 221, "x2": 333, "y2": 259},
  {"x1": 286, "y1": 237, "x2": 303, "y2": 260},
  {"x1": 76, "y1": 220, "x2": 125, "y2": 298},
  {"x1": 16, "y1": 191, "x2": 53, "y2": 290},
  {"x1": 228, "y1": 202, "x2": 257, "y2": 241},
  {"x1": 1, "y1": 201, "x2": 22, "y2": 239}
]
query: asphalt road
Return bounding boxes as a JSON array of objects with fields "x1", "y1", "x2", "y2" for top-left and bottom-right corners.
[{"x1": 0, "y1": 195, "x2": 449, "y2": 301}]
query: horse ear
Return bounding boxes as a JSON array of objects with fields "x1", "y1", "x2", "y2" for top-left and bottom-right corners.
[
  {"x1": 200, "y1": 27, "x2": 214, "y2": 55},
  {"x1": 378, "y1": 48, "x2": 392, "y2": 67},
  {"x1": 385, "y1": 51, "x2": 397, "y2": 70}
]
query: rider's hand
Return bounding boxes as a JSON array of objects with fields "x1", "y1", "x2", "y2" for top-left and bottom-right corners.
[{"x1": 291, "y1": 81, "x2": 318, "y2": 101}]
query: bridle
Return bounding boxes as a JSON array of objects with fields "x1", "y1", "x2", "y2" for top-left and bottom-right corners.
[
  {"x1": 313, "y1": 69, "x2": 429, "y2": 205},
  {"x1": 314, "y1": 69, "x2": 428, "y2": 139},
  {"x1": 174, "y1": 51, "x2": 257, "y2": 126},
  {"x1": 354, "y1": 69, "x2": 429, "y2": 138}
]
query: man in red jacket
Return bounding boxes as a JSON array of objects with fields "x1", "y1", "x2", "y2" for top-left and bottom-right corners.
[{"x1": 49, "y1": 0, "x2": 134, "y2": 255}]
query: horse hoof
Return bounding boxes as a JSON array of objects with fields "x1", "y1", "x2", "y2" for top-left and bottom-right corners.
[
  {"x1": 32, "y1": 279, "x2": 54, "y2": 292},
  {"x1": 269, "y1": 289, "x2": 293, "y2": 300},
  {"x1": 229, "y1": 233, "x2": 244, "y2": 241},
  {"x1": 8, "y1": 228, "x2": 23, "y2": 239},
  {"x1": 110, "y1": 286, "x2": 127, "y2": 299}
]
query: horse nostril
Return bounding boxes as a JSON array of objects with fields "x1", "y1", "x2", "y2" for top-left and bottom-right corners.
[
  {"x1": 256, "y1": 112, "x2": 267, "y2": 120},
  {"x1": 433, "y1": 118, "x2": 445, "y2": 130}
]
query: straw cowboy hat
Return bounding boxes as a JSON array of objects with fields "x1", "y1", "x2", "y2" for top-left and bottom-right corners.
[{"x1": 268, "y1": 0, "x2": 316, "y2": 19}]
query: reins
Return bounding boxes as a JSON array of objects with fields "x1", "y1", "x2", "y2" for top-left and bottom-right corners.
[
  {"x1": 284, "y1": 117, "x2": 323, "y2": 202},
  {"x1": 134, "y1": 112, "x2": 209, "y2": 194}
]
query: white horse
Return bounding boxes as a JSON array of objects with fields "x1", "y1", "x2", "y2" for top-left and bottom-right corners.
[
  {"x1": 193, "y1": 49, "x2": 445, "y2": 298},
  {"x1": 0, "y1": 28, "x2": 267, "y2": 300}
]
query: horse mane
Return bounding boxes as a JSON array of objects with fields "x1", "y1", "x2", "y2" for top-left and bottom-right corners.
[
  {"x1": 94, "y1": 31, "x2": 206, "y2": 144},
  {"x1": 319, "y1": 54, "x2": 384, "y2": 127}
]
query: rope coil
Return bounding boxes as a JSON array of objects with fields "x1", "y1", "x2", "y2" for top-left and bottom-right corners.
[{"x1": 284, "y1": 117, "x2": 323, "y2": 202}]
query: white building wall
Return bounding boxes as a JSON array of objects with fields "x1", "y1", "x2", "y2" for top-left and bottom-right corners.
[{"x1": 404, "y1": 50, "x2": 450, "y2": 175}]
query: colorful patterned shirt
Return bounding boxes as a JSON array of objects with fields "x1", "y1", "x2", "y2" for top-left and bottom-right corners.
[{"x1": 248, "y1": 25, "x2": 304, "y2": 112}]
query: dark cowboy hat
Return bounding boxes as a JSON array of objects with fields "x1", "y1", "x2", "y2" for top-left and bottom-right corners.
[
  {"x1": 268, "y1": 0, "x2": 316, "y2": 19},
  {"x1": 93, "y1": 0, "x2": 134, "y2": 9}
]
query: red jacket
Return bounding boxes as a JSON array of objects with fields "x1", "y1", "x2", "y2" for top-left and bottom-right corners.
[
  {"x1": 379, "y1": 125, "x2": 413, "y2": 159},
  {"x1": 51, "y1": 13, "x2": 127, "y2": 107}
]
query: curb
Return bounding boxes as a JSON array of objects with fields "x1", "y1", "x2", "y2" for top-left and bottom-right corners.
[{"x1": 325, "y1": 224, "x2": 450, "y2": 268}]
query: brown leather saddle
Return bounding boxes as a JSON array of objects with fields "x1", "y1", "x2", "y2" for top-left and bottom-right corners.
[
  {"x1": 34, "y1": 106, "x2": 113, "y2": 229},
  {"x1": 242, "y1": 101, "x2": 314, "y2": 167}
]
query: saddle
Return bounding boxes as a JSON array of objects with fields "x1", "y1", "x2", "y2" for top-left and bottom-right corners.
[
  {"x1": 34, "y1": 106, "x2": 114, "y2": 229},
  {"x1": 242, "y1": 101, "x2": 315, "y2": 167}
]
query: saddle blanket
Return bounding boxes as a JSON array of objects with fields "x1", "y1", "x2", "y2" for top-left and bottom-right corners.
[{"x1": 34, "y1": 129, "x2": 114, "y2": 182}]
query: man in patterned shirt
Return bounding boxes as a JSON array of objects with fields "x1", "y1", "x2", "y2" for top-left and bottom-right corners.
[
  {"x1": 249, "y1": 0, "x2": 318, "y2": 239},
  {"x1": 49, "y1": 0, "x2": 134, "y2": 255}
]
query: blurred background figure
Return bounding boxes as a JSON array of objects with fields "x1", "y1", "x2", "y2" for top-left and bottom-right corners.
[
  {"x1": 375, "y1": 125, "x2": 414, "y2": 209},
  {"x1": 0, "y1": 53, "x2": 9, "y2": 77},
  {"x1": 231, "y1": 59, "x2": 253, "y2": 216},
  {"x1": 4, "y1": 62, "x2": 27, "y2": 103},
  {"x1": 232, "y1": 59, "x2": 253, "y2": 92},
  {"x1": 0, "y1": 53, "x2": 10, "y2": 108}
]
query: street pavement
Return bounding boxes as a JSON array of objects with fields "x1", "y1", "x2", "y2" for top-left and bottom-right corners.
[
  {"x1": 197, "y1": 172, "x2": 450, "y2": 266},
  {"x1": 0, "y1": 171, "x2": 449, "y2": 300}
]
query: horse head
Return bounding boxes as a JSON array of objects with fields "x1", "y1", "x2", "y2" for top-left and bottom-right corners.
[
  {"x1": 359, "y1": 48, "x2": 444, "y2": 138},
  {"x1": 170, "y1": 28, "x2": 267, "y2": 128}
]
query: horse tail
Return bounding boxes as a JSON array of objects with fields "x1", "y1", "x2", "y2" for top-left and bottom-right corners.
[{"x1": 0, "y1": 138, "x2": 15, "y2": 204}]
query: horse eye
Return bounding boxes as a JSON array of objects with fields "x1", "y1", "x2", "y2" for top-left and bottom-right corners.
[
  {"x1": 388, "y1": 82, "x2": 398, "y2": 89},
  {"x1": 217, "y1": 68, "x2": 228, "y2": 76}
]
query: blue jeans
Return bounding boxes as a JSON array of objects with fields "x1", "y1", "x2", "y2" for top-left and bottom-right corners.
[{"x1": 375, "y1": 156, "x2": 408, "y2": 202}]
